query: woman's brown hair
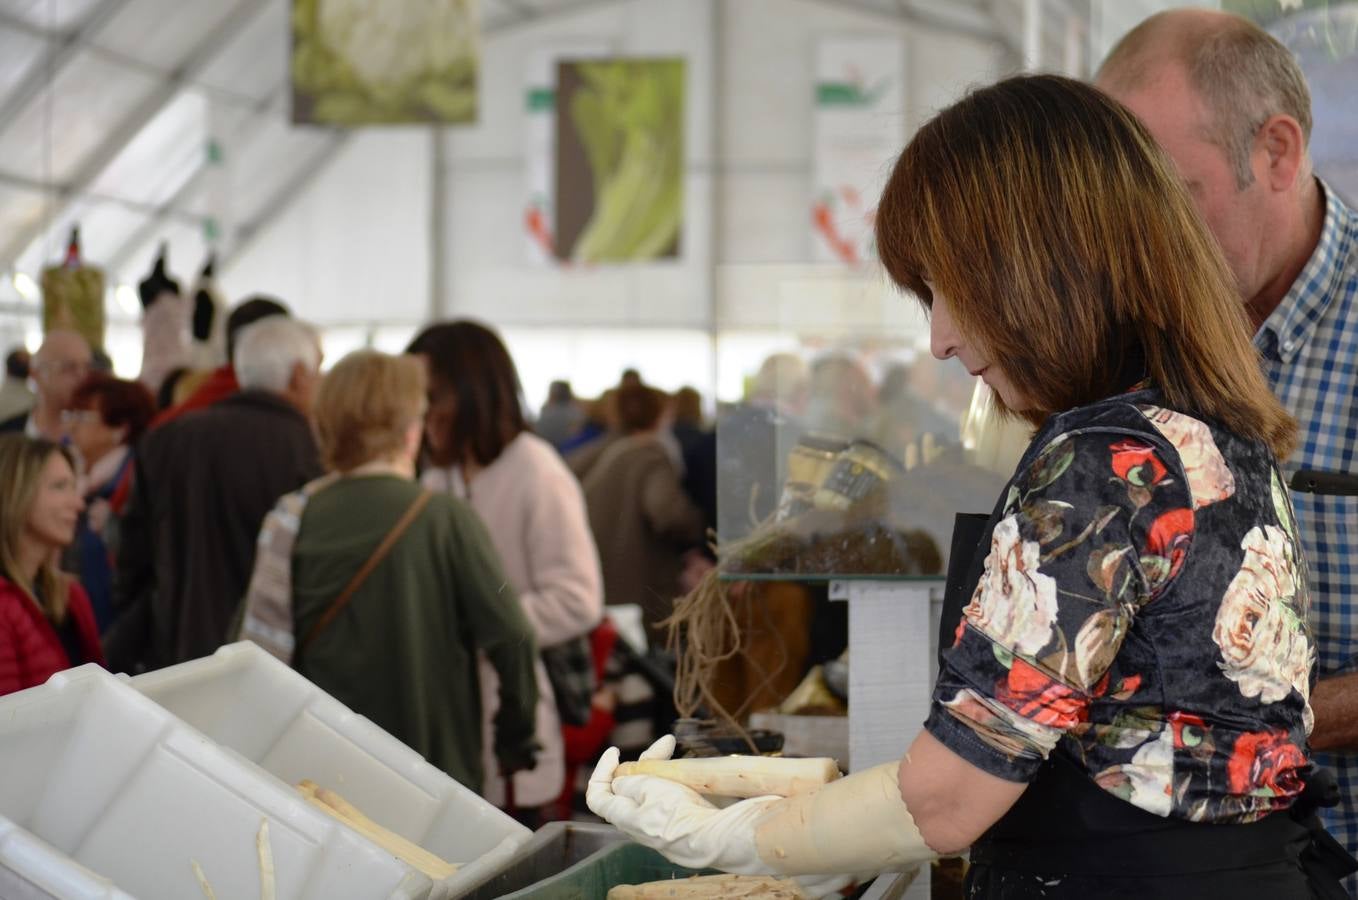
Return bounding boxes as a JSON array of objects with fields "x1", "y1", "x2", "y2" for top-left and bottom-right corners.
[
  {"x1": 406, "y1": 320, "x2": 528, "y2": 468},
  {"x1": 0, "y1": 435, "x2": 77, "y2": 623},
  {"x1": 876, "y1": 74, "x2": 1295, "y2": 458},
  {"x1": 313, "y1": 350, "x2": 427, "y2": 472},
  {"x1": 71, "y1": 373, "x2": 157, "y2": 444}
]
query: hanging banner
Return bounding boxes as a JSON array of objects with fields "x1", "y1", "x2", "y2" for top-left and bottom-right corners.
[
  {"x1": 811, "y1": 36, "x2": 906, "y2": 266},
  {"x1": 291, "y1": 0, "x2": 480, "y2": 125},
  {"x1": 523, "y1": 41, "x2": 611, "y2": 265},
  {"x1": 554, "y1": 58, "x2": 685, "y2": 264}
]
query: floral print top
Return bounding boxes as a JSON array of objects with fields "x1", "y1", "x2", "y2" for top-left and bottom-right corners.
[{"x1": 926, "y1": 389, "x2": 1316, "y2": 824}]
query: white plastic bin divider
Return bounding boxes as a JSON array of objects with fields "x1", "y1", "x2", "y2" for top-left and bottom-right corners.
[
  {"x1": 0, "y1": 664, "x2": 432, "y2": 900},
  {"x1": 130, "y1": 641, "x2": 533, "y2": 898},
  {"x1": 0, "y1": 818, "x2": 133, "y2": 900}
]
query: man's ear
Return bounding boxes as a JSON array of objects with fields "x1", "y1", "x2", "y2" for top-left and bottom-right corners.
[{"x1": 1258, "y1": 113, "x2": 1307, "y2": 192}]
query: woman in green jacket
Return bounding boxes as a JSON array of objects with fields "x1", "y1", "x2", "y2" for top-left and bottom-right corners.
[{"x1": 241, "y1": 349, "x2": 540, "y2": 791}]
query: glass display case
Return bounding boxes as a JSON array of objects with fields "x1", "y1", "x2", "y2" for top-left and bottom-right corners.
[{"x1": 714, "y1": 264, "x2": 1029, "y2": 579}]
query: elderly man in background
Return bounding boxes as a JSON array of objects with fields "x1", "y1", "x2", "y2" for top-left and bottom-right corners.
[
  {"x1": 106, "y1": 316, "x2": 323, "y2": 673},
  {"x1": 0, "y1": 330, "x2": 91, "y2": 439},
  {"x1": 1099, "y1": 8, "x2": 1358, "y2": 876},
  {"x1": 0, "y1": 347, "x2": 33, "y2": 423}
]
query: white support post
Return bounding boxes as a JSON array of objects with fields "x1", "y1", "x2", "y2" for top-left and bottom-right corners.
[{"x1": 831, "y1": 577, "x2": 945, "y2": 900}]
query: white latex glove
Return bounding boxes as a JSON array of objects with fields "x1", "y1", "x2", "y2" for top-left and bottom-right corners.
[{"x1": 588, "y1": 737, "x2": 857, "y2": 898}]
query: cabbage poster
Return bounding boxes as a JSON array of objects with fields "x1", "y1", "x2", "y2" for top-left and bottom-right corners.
[
  {"x1": 291, "y1": 0, "x2": 480, "y2": 125},
  {"x1": 812, "y1": 36, "x2": 905, "y2": 265},
  {"x1": 553, "y1": 58, "x2": 685, "y2": 263}
]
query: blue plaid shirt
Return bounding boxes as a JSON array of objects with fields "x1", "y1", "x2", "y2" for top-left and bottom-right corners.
[{"x1": 1254, "y1": 180, "x2": 1358, "y2": 873}]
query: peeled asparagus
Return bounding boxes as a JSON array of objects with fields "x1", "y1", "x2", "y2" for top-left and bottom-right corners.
[
  {"x1": 257, "y1": 820, "x2": 275, "y2": 900},
  {"x1": 613, "y1": 756, "x2": 841, "y2": 798},
  {"x1": 297, "y1": 780, "x2": 459, "y2": 880},
  {"x1": 607, "y1": 874, "x2": 806, "y2": 898},
  {"x1": 190, "y1": 859, "x2": 216, "y2": 900}
]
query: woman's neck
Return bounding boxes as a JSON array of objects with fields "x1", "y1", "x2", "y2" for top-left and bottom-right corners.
[
  {"x1": 14, "y1": 534, "x2": 49, "y2": 587},
  {"x1": 86, "y1": 444, "x2": 129, "y2": 490}
]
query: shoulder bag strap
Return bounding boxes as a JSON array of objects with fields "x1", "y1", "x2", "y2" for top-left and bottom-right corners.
[{"x1": 299, "y1": 489, "x2": 433, "y2": 654}]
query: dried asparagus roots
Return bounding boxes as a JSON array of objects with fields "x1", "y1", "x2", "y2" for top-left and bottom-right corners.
[{"x1": 613, "y1": 755, "x2": 841, "y2": 798}]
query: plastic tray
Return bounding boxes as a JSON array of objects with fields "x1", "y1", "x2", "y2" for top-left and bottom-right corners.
[
  {"x1": 455, "y1": 821, "x2": 715, "y2": 899},
  {"x1": 130, "y1": 641, "x2": 531, "y2": 898},
  {"x1": 0, "y1": 664, "x2": 430, "y2": 900}
]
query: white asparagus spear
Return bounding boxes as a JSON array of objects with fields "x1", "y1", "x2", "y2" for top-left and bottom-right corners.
[
  {"x1": 190, "y1": 859, "x2": 217, "y2": 900},
  {"x1": 607, "y1": 874, "x2": 806, "y2": 898},
  {"x1": 613, "y1": 756, "x2": 840, "y2": 798},
  {"x1": 257, "y1": 819, "x2": 276, "y2": 900},
  {"x1": 297, "y1": 780, "x2": 459, "y2": 880}
]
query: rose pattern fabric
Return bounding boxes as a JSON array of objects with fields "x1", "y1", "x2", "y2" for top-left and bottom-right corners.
[
  {"x1": 964, "y1": 516, "x2": 1059, "y2": 657},
  {"x1": 1139, "y1": 405, "x2": 1236, "y2": 509},
  {"x1": 1214, "y1": 525, "x2": 1315, "y2": 733},
  {"x1": 927, "y1": 390, "x2": 1315, "y2": 825},
  {"x1": 1227, "y1": 729, "x2": 1307, "y2": 798}
]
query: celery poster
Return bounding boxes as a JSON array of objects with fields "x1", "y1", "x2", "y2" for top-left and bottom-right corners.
[
  {"x1": 291, "y1": 0, "x2": 480, "y2": 125},
  {"x1": 523, "y1": 42, "x2": 611, "y2": 265},
  {"x1": 812, "y1": 36, "x2": 905, "y2": 266},
  {"x1": 554, "y1": 58, "x2": 685, "y2": 263}
]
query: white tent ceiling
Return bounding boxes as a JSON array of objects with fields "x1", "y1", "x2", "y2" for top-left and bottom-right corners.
[{"x1": 0, "y1": 0, "x2": 1100, "y2": 292}]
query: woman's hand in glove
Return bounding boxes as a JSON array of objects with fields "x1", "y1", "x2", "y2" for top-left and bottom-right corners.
[{"x1": 587, "y1": 736, "x2": 857, "y2": 898}]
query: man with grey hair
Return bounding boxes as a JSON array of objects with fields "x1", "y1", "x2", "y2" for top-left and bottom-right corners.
[
  {"x1": 1099, "y1": 8, "x2": 1358, "y2": 876},
  {"x1": 0, "y1": 330, "x2": 92, "y2": 439},
  {"x1": 106, "y1": 316, "x2": 323, "y2": 672}
]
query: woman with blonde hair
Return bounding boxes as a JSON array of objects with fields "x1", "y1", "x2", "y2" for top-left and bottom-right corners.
[
  {"x1": 237, "y1": 349, "x2": 540, "y2": 793},
  {"x1": 0, "y1": 434, "x2": 104, "y2": 695},
  {"x1": 587, "y1": 75, "x2": 1352, "y2": 898}
]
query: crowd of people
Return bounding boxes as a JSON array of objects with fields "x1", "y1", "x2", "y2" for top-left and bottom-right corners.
[
  {"x1": 0, "y1": 298, "x2": 738, "y2": 824},
  {"x1": 0, "y1": 7, "x2": 1356, "y2": 897}
]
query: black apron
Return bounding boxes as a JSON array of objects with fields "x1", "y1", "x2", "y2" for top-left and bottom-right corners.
[{"x1": 938, "y1": 513, "x2": 1357, "y2": 900}]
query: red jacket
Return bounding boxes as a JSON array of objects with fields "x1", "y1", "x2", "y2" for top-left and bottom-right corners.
[
  {"x1": 0, "y1": 577, "x2": 105, "y2": 697},
  {"x1": 148, "y1": 365, "x2": 239, "y2": 430}
]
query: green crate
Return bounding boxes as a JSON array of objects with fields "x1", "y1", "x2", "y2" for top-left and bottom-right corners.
[{"x1": 499, "y1": 840, "x2": 718, "y2": 899}]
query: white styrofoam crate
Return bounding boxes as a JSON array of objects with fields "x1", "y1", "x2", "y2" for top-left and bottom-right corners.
[
  {"x1": 0, "y1": 664, "x2": 431, "y2": 900},
  {"x1": 130, "y1": 642, "x2": 531, "y2": 898}
]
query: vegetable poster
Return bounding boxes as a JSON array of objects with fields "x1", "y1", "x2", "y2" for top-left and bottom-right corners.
[
  {"x1": 523, "y1": 42, "x2": 612, "y2": 265},
  {"x1": 812, "y1": 36, "x2": 906, "y2": 266},
  {"x1": 553, "y1": 58, "x2": 685, "y2": 263},
  {"x1": 291, "y1": 0, "x2": 480, "y2": 125}
]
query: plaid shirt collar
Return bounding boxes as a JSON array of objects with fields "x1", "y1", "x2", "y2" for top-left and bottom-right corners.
[{"x1": 1257, "y1": 179, "x2": 1356, "y2": 364}]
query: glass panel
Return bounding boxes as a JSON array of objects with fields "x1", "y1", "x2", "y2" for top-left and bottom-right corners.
[{"x1": 713, "y1": 264, "x2": 1020, "y2": 579}]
